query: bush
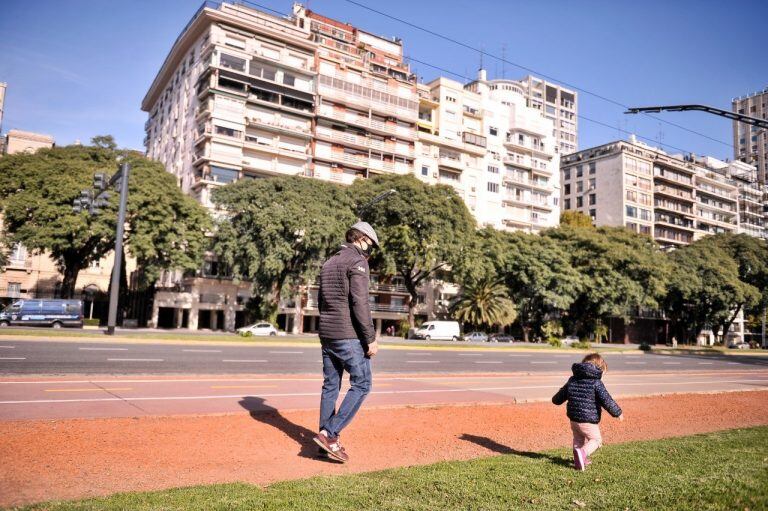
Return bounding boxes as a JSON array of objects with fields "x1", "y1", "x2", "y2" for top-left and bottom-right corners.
[
  {"x1": 239, "y1": 331, "x2": 253, "y2": 338},
  {"x1": 547, "y1": 338, "x2": 562, "y2": 348},
  {"x1": 397, "y1": 320, "x2": 410, "y2": 338},
  {"x1": 639, "y1": 343, "x2": 652, "y2": 351},
  {"x1": 572, "y1": 341, "x2": 591, "y2": 350},
  {"x1": 83, "y1": 318, "x2": 100, "y2": 327}
]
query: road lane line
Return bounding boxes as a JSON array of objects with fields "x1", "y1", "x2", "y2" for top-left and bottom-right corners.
[
  {"x1": 44, "y1": 388, "x2": 133, "y2": 393},
  {"x1": 79, "y1": 348, "x2": 128, "y2": 351},
  {"x1": 475, "y1": 361, "x2": 502, "y2": 364},
  {"x1": 458, "y1": 353, "x2": 482, "y2": 357},
  {"x1": 182, "y1": 349, "x2": 222, "y2": 353},
  {"x1": 625, "y1": 362, "x2": 647, "y2": 365},
  {"x1": 662, "y1": 362, "x2": 681, "y2": 365},
  {"x1": 0, "y1": 346, "x2": 15, "y2": 349},
  {"x1": 0, "y1": 357, "x2": 26, "y2": 360},
  {"x1": 222, "y1": 359, "x2": 268, "y2": 363},
  {"x1": 698, "y1": 362, "x2": 714, "y2": 365},
  {"x1": 107, "y1": 358, "x2": 164, "y2": 362},
  {"x1": 3, "y1": 379, "x2": 767, "y2": 405},
  {"x1": 210, "y1": 385, "x2": 278, "y2": 389},
  {"x1": 508, "y1": 354, "x2": 532, "y2": 357},
  {"x1": 268, "y1": 351, "x2": 304, "y2": 354},
  {"x1": 530, "y1": 361, "x2": 557, "y2": 364},
  {"x1": 406, "y1": 360, "x2": 440, "y2": 364},
  {"x1": 406, "y1": 353, "x2": 432, "y2": 356}
]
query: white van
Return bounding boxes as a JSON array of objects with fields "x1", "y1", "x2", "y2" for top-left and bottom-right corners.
[{"x1": 414, "y1": 321, "x2": 461, "y2": 341}]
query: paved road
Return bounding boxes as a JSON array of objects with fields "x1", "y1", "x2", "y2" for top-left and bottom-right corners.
[
  {"x1": 1, "y1": 371, "x2": 766, "y2": 421},
  {"x1": 1, "y1": 338, "x2": 767, "y2": 375}
]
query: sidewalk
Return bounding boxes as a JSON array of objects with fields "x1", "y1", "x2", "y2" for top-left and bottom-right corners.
[{"x1": 1, "y1": 390, "x2": 766, "y2": 507}]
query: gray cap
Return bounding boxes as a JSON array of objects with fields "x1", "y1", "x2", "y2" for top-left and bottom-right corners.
[{"x1": 351, "y1": 221, "x2": 379, "y2": 247}]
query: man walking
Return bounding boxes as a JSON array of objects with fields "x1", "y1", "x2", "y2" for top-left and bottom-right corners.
[{"x1": 313, "y1": 221, "x2": 380, "y2": 462}]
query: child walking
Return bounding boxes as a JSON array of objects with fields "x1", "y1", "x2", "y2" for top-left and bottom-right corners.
[{"x1": 552, "y1": 353, "x2": 624, "y2": 470}]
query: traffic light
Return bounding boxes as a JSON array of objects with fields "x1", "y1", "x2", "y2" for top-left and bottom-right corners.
[
  {"x1": 72, "y1": 198, "x2": 83, "y2": 214},
  {"x1": 93, "y1": 173, "x2": 109, "y2": 192}
]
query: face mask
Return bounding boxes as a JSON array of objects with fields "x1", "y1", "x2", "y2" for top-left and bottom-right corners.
[{"x1": 360, "y1": 239, "x2": 374, "y2": 258}]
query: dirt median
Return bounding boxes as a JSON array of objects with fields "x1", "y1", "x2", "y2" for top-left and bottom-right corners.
[{"x1": 2, "y1": 390, "x2": 767, "y2": 508}]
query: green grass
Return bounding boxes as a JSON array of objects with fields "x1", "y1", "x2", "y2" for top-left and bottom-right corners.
[{"x1": 15, "y1": 427, "x2": 768, "y2": 511}]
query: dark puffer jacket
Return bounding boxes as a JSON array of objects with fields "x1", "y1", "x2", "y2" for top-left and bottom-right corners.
[
  {"x1": 552, "y1": 363, "x2": 622, "y2": 424},
  {"x1": 318, "y1": 243, "x2": 376, "y2": 345}
]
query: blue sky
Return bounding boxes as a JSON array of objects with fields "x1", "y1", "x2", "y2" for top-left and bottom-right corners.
[{"x1": 1, "y1": 0, "x2": 765, "y2": 160}]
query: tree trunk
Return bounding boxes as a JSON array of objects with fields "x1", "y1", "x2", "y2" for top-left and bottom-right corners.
[
  {"x1": 60, "y1": 263, "x2": 81, "y2": 299},
  {"x1": 521, "y1": 326, "x2": 530, "y2": 343},
  {"x1": 293, "y1": 286, "x2": 304, "y2": 334}
]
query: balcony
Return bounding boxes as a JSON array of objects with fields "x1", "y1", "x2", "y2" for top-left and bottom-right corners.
[
  {"x1": 654, "y1": 185, "x2": 694, "y2": 202},
  {"x1": 653, "y1": 167, "x2": 693, "y2": 187},
  {"x1": 317, "y1": 105, "x2": 415, "y2": 140},
  {"x1": 317, "y1": 81, "x2": 418, "y2": 122},
  {"x1": 246, "y1": 116, "x2": 312, "y2": 139},
  {"x1": 504, "y1": 138, "x2": 550, "y2": 158},
  {"x1": 437, "y1": 155, "x2": 463, "y2": 171},
  {"x1": 315, "y1": 126, "x2": 414, "y2": 157}
]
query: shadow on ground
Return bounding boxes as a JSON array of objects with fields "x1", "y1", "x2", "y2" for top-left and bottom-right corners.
[
  {"x1": 460, "y1": 434, "x2": 572, "y2": 468},
  {"x1": 239, "y1": 396, "x2": 338, "y2": 463}
]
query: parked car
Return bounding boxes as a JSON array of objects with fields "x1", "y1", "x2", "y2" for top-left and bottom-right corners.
[
  {"x1": 414, "y1": 321, "x2": 461, "y2": 341},
  {"x1": 464, "y1": 331, "x2": 488, "y2": 342},
  {"x1": 237, "y1": 322, "x2": 282, "y2": 336},
  {"x1": 0, "y1": 299, "x2": 83, "y2": 328},
  {"x1": 489, "y1": 333, "x2": 515, "y2": 343},
  {"x1": 728, "y1": 341, "x2": 749, "y2": 350},
  {"x1": 562, "y1": 335, "x2": 580, "y2": 346}
]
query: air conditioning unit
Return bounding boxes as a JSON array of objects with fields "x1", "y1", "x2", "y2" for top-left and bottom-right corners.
[{"x1": 432, "y1": 172, "x2": 438, "y2": 178}]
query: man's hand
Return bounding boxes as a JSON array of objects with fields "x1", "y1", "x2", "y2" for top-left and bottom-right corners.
[
  {"x1": 366, "y1": 341, "x2": 379, "y2": 357},
  {"x1": 618, "y1": 414, "x2": 625, "y2": 422}
]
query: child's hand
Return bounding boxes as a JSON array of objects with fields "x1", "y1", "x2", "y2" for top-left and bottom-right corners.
[{"x1": 618, "y1": 414, "x2": 625, "y2": 422}]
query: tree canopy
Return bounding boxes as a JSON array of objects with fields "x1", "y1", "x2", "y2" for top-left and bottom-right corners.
[
  {"x1": 0, "y1": 142, "x2": 211, "y2": 297},
  {"x1": 211, "y1": 175, "x2": 356, "y2": 322},
  {"x1": 349, "y1": 174, "x2": 476, "y2": 326}
]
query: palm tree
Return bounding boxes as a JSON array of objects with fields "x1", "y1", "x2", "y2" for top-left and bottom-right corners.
[{"x1": 452, "y1": 280, "x2": 517, "y2": 331}]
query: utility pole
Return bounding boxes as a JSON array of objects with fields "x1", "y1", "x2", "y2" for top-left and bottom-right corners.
[
  {"x1": 73, "y1": 162, "x2": 131, "y2": 335},
  {"x1": 357, "y1": 189, "x2": 397, "y2": 220}
]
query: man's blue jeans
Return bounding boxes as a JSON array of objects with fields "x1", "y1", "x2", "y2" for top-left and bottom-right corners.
[{"x1": 319, "y1": 339, "x2": 372, "y2": 438}]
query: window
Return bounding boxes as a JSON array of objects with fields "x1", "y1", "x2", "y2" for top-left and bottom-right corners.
[
  {"x1": 563, "y1": 169, "x2": 571, "y2": 181},
  {"x1": 588, "y1": 178, "x2": 596, "y2": 190},
  {"x1": 250, "y1": 60, "x2": 276, "y2": 81},
  {"x1": 564, "y1": 198, "x2": 571, "y2": 209},
  {"x1": 225, "y1": 36, "x2": 246, "y2": 49},
  {"x1": 588, "y1": 193, "x2": 596, "y2": 206},
  {"x1": 9, "y1": 244, "x2": 26, "y2": 263},
  {"x1": 589, "y1": 162, "x2": 596, "y2": 174},
  {"x1": 626, "y1": 222, "x2": 638, "y2": 232},
  {"x1": 489, "y1": 127, "x2": 498, "y2": 136},
  {"x1": 487, "y1": 165, "x2": 499, "y2": 174},
  {"x1": 564, "y1": 183, "x2": 571, "y2": 195},
  {"x1": 7, "y1": 282, "x2": 21, "y2": 298},
  {"x1": 283, "y1": 73, "x2": 296, "y2": 86},
  {"x1": 626, "y1": 190, "x2": 637, "y2": 202},
  {"x1": 576, "y1": 165, "x2": 583, "y2": 178},
  {"x1": 421, "y1": 165, "x2": 429, "y2": 176},
  {"x1": 576, "y1": 181, "x2": 584, "y2": 193},
  {"x1": 639, "y1": 208, "x2": 652, "y2": 221},
  {"x1": 445, "y1": 96, "x2": 456, "y2": 103},
  {"x1": 487, "y1": 182, "x2": 499, "y2": 193},
  {"x1": 639, "y1": 224, "x2": 651, "y2": 235},
  {"x1": 220, "y1": 53, "x2": 246, "y2": 72},
  {"x1": 209, "y1": 165, "x2": 239, "y2": 184},
  {"x1": 576, "y1": 196, "x2": 583, "y2": 208},
  {"x1": 215, "y1": 125, "x2": 241, "y2": 138},
  {"x1": 626, "y1": 205, "x2": 638, "y2": 218},
  {"x1": 589, "y1": 209, "x2": 596, "y2": 219}
]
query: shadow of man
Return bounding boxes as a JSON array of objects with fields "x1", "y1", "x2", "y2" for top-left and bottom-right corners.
[
  {"x1": 239, "y1": 396, "x2": 339, "y2": 463},
  {"x1": 460, "y1": 434, "x2": 572, "y2": 468}
]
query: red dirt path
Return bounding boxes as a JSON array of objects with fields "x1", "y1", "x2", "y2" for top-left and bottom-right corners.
[{"x1": 2, "y1": 391, "x2": 767, "y2": 507}]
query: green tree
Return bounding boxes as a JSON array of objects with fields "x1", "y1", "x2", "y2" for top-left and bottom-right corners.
[
  {"x1": 545, "y1": 226, "x2": 671, "y2": 340},
  {"x1": 451, "y1": 279, "x2": 516, "y2": 331},
  {"x1": 211, "y1": 176, "x2": 356, "y2": 326},
  {"x1": 560, "y1": 210, "x2": 594, "y2": 228},
  {"x1": 349, "y1": 174, "x2": 476, "y2": 327},
  {"x1": 698, "y1": 233, "x2": 768, "y2": 340},
  {"x1": 90, "y1": 135, "x2": 117, "y2": 151},
  {"x1": 0, "y1": 144, "x2": 211, "y2": 298},
  {"x1": 666, "y1": 237, "x2": 761, "y2": 344}
]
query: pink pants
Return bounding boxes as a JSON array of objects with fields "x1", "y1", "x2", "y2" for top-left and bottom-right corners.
[{"x1": 570, "y1": 421, "x2": 603, "y2": 457}]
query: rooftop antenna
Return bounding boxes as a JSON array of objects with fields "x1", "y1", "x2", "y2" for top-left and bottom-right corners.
[
  {"x1": 479, "y1": 44, "x2": 484, "y2": 70},
  {"x1": 501, "y1": 44, "x2": 506, "y2": 79}
]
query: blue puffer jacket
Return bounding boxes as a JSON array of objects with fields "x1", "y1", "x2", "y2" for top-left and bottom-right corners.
[{"x1": 552, "y1": 362, "x2": 622, "y2": 424}]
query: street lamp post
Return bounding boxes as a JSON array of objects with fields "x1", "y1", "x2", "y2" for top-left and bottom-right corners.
[{"x1": 357, "y1": 189, "x2": 397, "y2": 219}]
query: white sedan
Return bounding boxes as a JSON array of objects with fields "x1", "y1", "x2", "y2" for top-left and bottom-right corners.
[{"x1": 237, "y1": 322, "x2": 283, "y2": 336}]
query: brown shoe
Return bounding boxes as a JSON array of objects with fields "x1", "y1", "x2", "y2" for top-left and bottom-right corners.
[{"x1": 313, "y1": 433, "x2": 349, "y2": 463}]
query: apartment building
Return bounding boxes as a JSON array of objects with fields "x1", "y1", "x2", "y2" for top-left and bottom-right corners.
[
  {"x1": 297, "y1": 5, "x2": 418, "y2": 184},
  {"x1": 514, "y1": 75, "x2": 578, "y2": 154},
  {"x1": 733, "y1": 87, "x2": 768, "y2": 183},
  {"x1": 560, "y1": 137, "x2": 744, "y2": 250}
]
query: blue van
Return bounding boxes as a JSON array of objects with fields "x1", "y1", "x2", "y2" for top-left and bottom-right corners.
[{"x1": 0, "y1": 299, "x2": 83, "y2": 328}]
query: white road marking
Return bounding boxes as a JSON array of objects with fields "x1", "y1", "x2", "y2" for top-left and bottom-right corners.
[
  {"x1": 107, "y1": 358, "x2": 164, "y2": 362},
  {"x1": 475, "y1": 361, "x2": 502, "y2": 364},
  {"x1": 530, "y1": 361, "x2": 557, "y2": 364},
  {"x1": 268, "y1": 351, "x2": 304, "y2": 354},
  {"x1": 625, "y1": 362, "x2": 647, "y2": 365},
  {"x1": 0, "y1": 346, "x2": 15, "y2": 349},
  {"x1": 3, "y1": 379, "x2": 767, "y2": 405},
  {"x1": 222, "y1": 359, "x2": 268, "y2": 363},
  {"x1": 698, "y1": 362, "x2": 714, "y2": 365},
  {"x1": 79, "y1": 347, "x2": 128, "y2": 351},
  {"x1": 406, "y1": 360, "x2": 440, "y2": 364},
  {"x1": 406, "y1": 353, "x2": 432, "y2": 356},
  {"x1": 508, "y1": 354, "x2": 532, "y2": 357},
  {"x1": 662, "y1": 362, "x2": 681, "y2": 365},
  {"x1": 182, "y1": 349, "x2": 222, "y2": 353},
  {"x1": 458, "y1": 353, "x2": 483, "y2": 357},
  {"x1": 0, "y1": 357, "x2": 26, "y2": 360},
  {"x1": 727, "y1": 362, "x2": 740, "y2": 365}
]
